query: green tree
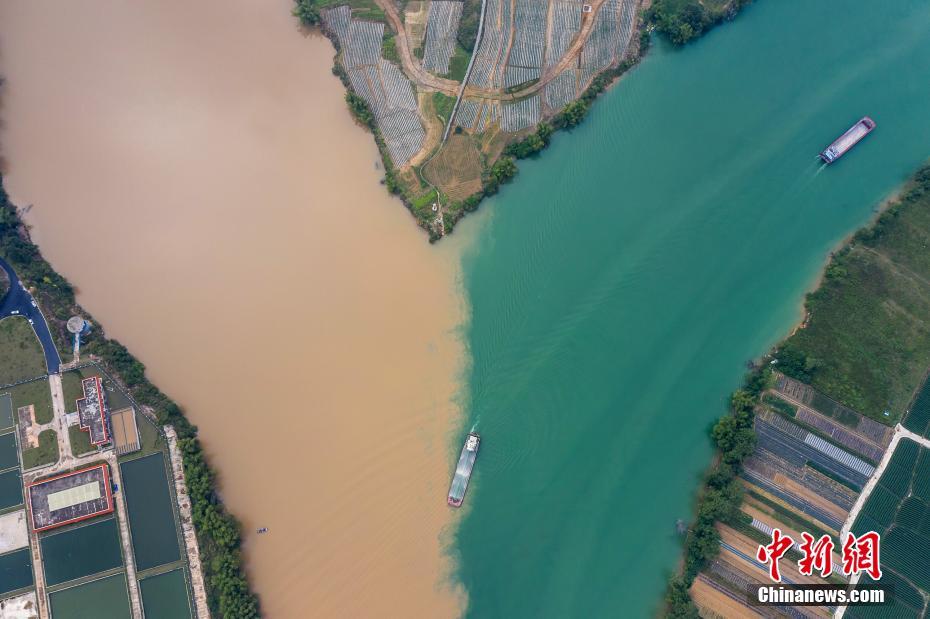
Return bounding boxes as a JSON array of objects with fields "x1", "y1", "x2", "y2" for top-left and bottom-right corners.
[{"x1": 293, "y1": 0, "x2": 320, "y2": 26}]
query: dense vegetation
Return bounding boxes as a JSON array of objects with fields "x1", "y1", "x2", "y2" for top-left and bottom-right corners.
[
  {"x1": 293, "y1": 0, "x2": 320, "y2": 26},
  {"x1": 775, "y1": 164, "x2": 930, "y2": 422},
  {"x1": 432, "y1": 91, "x2": 456, "y2": 125},
  {"x1": 664, "y1": 368, "x2": 768, "y2": 618},
  {"x1": 0, "y1": 174, "x2": 260, "y2": 617},
  {"x1": 647, "y1": 0, "x2": 752, "y2": 45},
  {"x1": 456, "y1": 0, "x2": 483, "y2": 52}
]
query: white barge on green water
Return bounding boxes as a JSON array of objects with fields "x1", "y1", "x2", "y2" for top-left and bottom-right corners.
[{"x1": 448, "y1": 432, "x2": 480, "y2": 507}]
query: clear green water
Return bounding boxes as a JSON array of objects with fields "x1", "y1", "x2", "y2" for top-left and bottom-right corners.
[
  {"x1": 139, "y1": 569, "x2": 193, "y2": 619},
  {"x1": 454, "y1": 0, "x2": 930, "y2": 616},
  {"x1": 49, "y1": 572, "x2": 131, "y2": 619},
  {"x1": 120, "y1": 453, "x2": 181, "y2": 571},
  {"x1": 41, "y1": 518, "x2": 123, "y2": 586}
]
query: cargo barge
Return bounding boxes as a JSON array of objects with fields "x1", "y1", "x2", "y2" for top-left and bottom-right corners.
[
  {"x1": 448, "y1": 432, "x2": 480, "y2": 507},
  {"x1": 820, "y1": 117, "x2": 875, "y2": 164}
]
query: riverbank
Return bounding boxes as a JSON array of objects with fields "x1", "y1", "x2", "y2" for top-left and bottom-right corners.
[
  {"x1": 0, "y1": 173, "x2": 260, "y2": 616},
  {"x1": 667, "y1": 162, "x2": 930, "y2": 617},
  {"x1": 299, "y1": 0, "x2": 755, "y2": 242}
]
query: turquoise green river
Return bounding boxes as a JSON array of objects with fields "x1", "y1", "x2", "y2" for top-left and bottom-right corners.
[{"x1": 454, "y1": 0, "x2": 930, "y2": 616}]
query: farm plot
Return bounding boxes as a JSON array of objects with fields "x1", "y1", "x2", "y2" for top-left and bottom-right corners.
[
  {"x1": 324, "y1": 8, "x2": 426, "y2": 166},
  {"x1": 774, "y1": 374, "x2": 893, "y2": 446},
  {"x1": 476, "y1": 102, "x2": 501, "y2": 131},
  {"x1": 544, "y1": 68, "x2": 576, "y2": 110},
  {"x1": 423, "y1": 1, "x2": 464, "y2": 75},
  {"x1": 850, "y1": 440, "x2": 930, "y2": 611},
  {"x1": 744, "y1": 447, "x2": 856, "y2": 514},
  {"x1": 794, "y1": 408, "x2": 885, "y2": 463},
  {"x1": 545, "y1": 1, "x2": 582, "y2": 69},
  {"x1": 455, "y1": 98, "x2": 482, "y2": 129},
  {"x1": 344, "y1": 21, "x2": 384, "y2": 69},
  {"x1": 321, "y1": 4, "x2": 350, "y2": 41},
  {"x1": 508, "y1": 0, "x2": 546, "y2": 69},
  {"x1": 754, "y1": 413, "x2": 873, "y2": 487},
  {"x1": 469, "y1": 0, "x2": 513, "y2": 89},
  {"x1": 501, "y1": 95, "x2": 540, "y2": 132},
  {"x1": 580, "y1": 0, "x2": 637, "y2": 86},
  {"x1": 423, "y1": 134, "x2": 483, "y2": 201},
  {"x1": 503, "y1": 66, "x2": 540, "y2": 88}
]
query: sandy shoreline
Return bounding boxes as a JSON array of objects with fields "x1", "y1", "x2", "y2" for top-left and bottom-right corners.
[{"x1": 0, "y1": 0, "x2": 470, "y2": 616}]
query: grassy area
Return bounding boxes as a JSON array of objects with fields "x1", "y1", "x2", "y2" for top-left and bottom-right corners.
[
  {"x1": 446, "y1": 45, "x2": 470, "y2": 82},
  {"x1": 762, "y1": 393, "x2": 797, "y2": 417},
  {"x1": 8, "y1": 378, "x2": 53, "y2": 424},
  {"x1": 777, "y1": 165, "x2": 930, "y2": 422},
  {"x1": 22, "y1": 429, "x2": 58, "y2": 469},
  {"x1": 61, "y1": 369, "x2": 91, "y2": 411},
  {"x1": 0, "y1": 316, "x2": 47, "y2": 385},
  {"x1": 432, "y1": 92, "x2": 455, "y2": 125},
  {"x1": 68, "y1": 424, "x2": 96, "y2": 457},
  {"x1": 382, "y1": 33, "x2": 399, "y2": 64}
]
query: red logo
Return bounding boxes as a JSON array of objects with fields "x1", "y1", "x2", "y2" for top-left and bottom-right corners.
[
  {"x1": 757, "y1": 530, "x2": 882, "y2": 582},
  {"x1": 798, "y1": 533, "x2": 834, "y2": 577},
  {"x1": 756, "y1": 528, "x2": 794, "y2": 582},
  {"x1": 842, "y1": 531, "x2": 882, "y2": 580}
]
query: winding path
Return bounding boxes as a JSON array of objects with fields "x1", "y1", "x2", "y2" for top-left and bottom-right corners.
[{"x1": 0, "y1": 256, "x2": 62, "y2": 374}]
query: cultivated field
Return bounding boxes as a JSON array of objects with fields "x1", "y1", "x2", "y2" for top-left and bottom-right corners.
[{"x1": 422, "y1": 134, "x2": 484, "y2": 201}]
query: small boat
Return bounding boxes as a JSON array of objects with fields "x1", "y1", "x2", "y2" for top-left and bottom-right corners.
[
  {"x1": 447, "y1": 432, "x2": 480, "y2": 507},
  {"x1": 820, "y1": 117, "x2": 875, "y2": 164}
]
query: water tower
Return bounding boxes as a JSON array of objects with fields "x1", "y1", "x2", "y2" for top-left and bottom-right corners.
[{"x1": 67, "y1": 316, "x2": 91, "y2": 360}]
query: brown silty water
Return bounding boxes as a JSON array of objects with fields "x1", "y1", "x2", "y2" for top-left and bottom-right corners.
[{"x1": 0, "y1": 1, "x2": 468, "y2": 616}]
